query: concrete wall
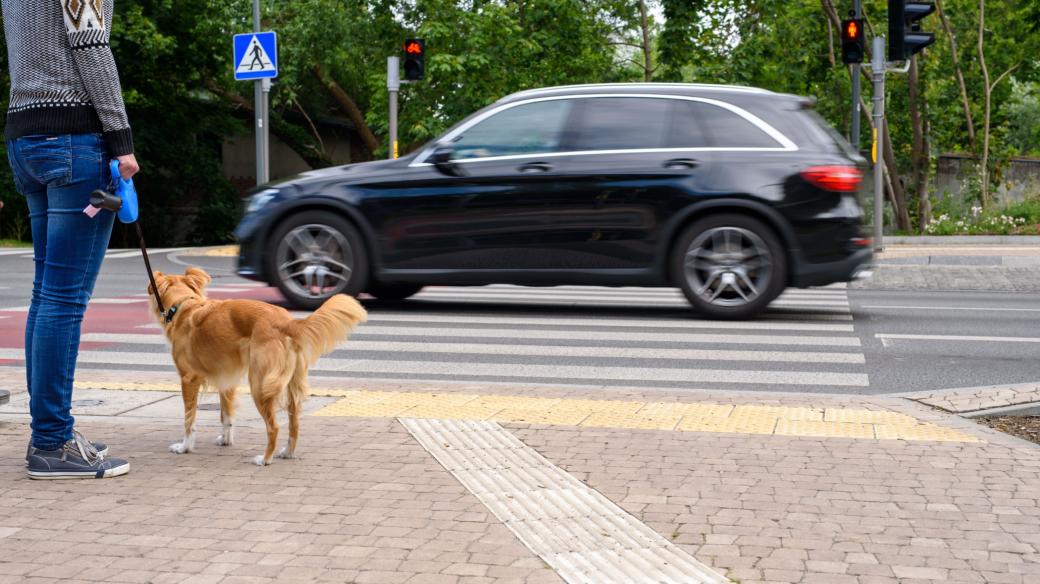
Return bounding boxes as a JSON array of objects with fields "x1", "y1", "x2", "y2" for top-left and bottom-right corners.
[
  {"x1": 222, "y1": 123, "x2": 361, "y2": 194},
  {"x1": 935, "y1": 154, "x2": 1040, "y2": 209}
]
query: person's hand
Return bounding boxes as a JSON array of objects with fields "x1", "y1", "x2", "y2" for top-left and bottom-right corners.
[{"x1": 116, "y1": 154, "x2": 140, "y2": 180}]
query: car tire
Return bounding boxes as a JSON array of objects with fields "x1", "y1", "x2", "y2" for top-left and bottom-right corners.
[
  {"x1": 266, "y1": 211, "x2": 369, "y2": 310},
  {"x1": 672, "y1": 213, "x2": 787, "y2": 320},
  {"x1": 367, "y1": 282, "x2": 424, "y2": 301}
]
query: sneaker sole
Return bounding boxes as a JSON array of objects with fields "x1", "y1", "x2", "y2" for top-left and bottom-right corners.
[{"x1": 27, "y1": 463, "x2": 130, "y2": 480}]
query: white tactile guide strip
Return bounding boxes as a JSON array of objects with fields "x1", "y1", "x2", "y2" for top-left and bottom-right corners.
[{"x1": 401, "y1": 418, "x2": 730, "y2": 584}]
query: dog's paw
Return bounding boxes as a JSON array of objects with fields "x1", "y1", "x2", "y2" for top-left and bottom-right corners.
[
  {"x1": 169, "y1": 442, "x2": 192, "y2": 454},
  {"x1": 214, "y1": 434, "x2": 233, "y2": 447},
  {"x1": 253, "y1": 455, "x2": 271, "y2": 466},
  {"x1": 276, "y1": 447, "x2": 297, "y2": 460}
]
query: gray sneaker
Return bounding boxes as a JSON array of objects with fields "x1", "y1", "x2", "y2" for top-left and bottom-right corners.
[
  {"x1": 27, "y1": 431, "x2": 129, "y2": 480},
  {"x1": 25, "y1": 439, "x2": 107, "y2": 465}
]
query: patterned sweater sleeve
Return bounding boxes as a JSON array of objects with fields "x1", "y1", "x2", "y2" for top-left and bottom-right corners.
[{"x1": 61, "y1": 0, "x2": 133, "y2": 156}]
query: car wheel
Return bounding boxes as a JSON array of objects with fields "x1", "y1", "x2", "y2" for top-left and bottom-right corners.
[
  {"x1": 672, "y1": 213, "x2": 786, "y2": 320},
  {"x1": 367, "y1": 282, "x2": 424, "y2": 301},
  {"x1": 267, "y1": 211, "x2": 368, "y2": 310}
]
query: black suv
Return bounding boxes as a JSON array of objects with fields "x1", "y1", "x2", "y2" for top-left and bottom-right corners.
[{"x1": 235, "y1": 83, "x2": 872, "y2": 319}]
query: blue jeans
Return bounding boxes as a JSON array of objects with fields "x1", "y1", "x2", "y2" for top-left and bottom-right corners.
[{"x1": 6, "y1": 134, "x2": 114, "y2": 450}]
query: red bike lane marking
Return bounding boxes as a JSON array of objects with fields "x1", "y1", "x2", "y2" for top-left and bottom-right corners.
[{"x1": 0, "y1": 286, "x2": 283, "y2": 360}]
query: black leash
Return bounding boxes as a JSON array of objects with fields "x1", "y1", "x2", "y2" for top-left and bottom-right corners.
[
  {"x1": 88, "y1": 186, "x2": 166, "y2": 318},
  {"x1": 135, "y1": 221, "x2": 166, "y2": 317}
]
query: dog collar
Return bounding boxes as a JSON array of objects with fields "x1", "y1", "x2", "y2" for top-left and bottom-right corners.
[{"x1": 164, "y1": 303, "x2": 181, "y2": 325}]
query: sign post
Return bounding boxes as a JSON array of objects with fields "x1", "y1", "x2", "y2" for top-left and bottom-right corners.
[
  {"x1": 234, "y1": 1, "x2": 278, "y2": 186},
  {"x1": 387, "y1": 57, "x2": 400, "y2": 160},
  {"x1": 872, "y1": 35, "x2": 886, "y2": 252}
]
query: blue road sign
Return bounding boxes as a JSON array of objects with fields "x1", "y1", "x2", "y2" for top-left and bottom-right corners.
[{"x1": 234, "y1": 31, "x2": 278, "y2": 80}]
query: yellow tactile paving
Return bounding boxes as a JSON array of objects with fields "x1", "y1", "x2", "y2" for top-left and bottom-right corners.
[
  {"x1": 495, "y1": 409, "x2": 591, "y2": 426},
  {"x1": 774, "y1": 419, "x2": 876, "y2": 439},
  {"x1": 736, "y1": 405, "x2": 824, "y2": 421},
  {"x1": 677, "y1": 415, "x2": 778, "y2": 435},
  {"x1": 637, "y1": 402, "x2": 734, "y2": 418},
  {"x1": 824, "y1": 408, "x2": 918, "y2": 425},
  {"x1": 581, "y1": 412, "x2": 682, "y2": 431},
  {"x1": 69, "y1": 381, "x2": 980, "y2": 442}
]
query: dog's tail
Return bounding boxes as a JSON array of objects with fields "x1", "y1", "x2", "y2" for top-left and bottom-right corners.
[{"x1": 286, "y1": 294, "x2": 368, "y2": 365}]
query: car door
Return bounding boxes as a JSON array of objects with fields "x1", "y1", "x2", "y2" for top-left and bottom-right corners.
[
  {"x1": 368, "y1": 98, "x2": 598, "y2": 271},
  {"x1": 557, "y1": 96, "x2": 719, "y2": 269}
]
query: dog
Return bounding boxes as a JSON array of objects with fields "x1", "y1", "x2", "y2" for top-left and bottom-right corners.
[{"x1": 149, "y1": 268, "x2": 367, "y2": 465}]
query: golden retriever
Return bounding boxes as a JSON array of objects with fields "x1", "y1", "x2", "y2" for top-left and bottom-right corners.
[{"x1": 149, "y1": 268, "x2": 367, "y2": 465}]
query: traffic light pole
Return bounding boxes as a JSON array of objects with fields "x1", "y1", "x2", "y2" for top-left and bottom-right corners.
[
  {"x1": 252, "y1": 0, "x2": 268, "y2": 185},
  {"x1": 387, "y1": 57, "x2": 400, "y2": 160},
  {"x1": 872, "y1": 35, "x2": 886, "y2": 252},
  {"x1": 850, "y1": 0, "x2": 862, "y2": 149}
]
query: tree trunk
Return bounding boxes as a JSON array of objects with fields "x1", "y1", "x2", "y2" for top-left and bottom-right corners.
[
  {"x1": 978, "y1": 0, "x2": 992, "y2": 207},
  {"x1": 882, "y1": 118, "x2": 913, "y2": 232},
  {"x1": 908, "y1": 56, "x2": 931, "y2": 231},
  {"x1": 206, "y1": 80, "x2": 334, "y2": 170},
  {"x1": 312, "y1": 64, "x2": 381, "y2": 156},
  {"x1": 936, "y1": 0, "x2": 977, "y2": 153},
  {"x1": 639, "y1": 0, "x2": 653, "y2": 81}
]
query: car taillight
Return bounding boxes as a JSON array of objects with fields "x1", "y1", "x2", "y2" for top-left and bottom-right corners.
[{"x1": 800, "y1": 166, "x2": 862, "y2": 192}]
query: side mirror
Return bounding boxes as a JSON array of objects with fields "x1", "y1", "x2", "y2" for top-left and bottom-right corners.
[{"x1": 429, "y1": 143, "x2": 466, "y2": 177}]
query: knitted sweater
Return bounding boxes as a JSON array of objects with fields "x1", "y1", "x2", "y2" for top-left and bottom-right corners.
[{"x1": 2, "y1": 0, "x2": 133, "y2": 156}]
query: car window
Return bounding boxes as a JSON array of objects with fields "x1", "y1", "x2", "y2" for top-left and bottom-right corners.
[
  {"x1": 694, "y1": 101, "x2": 783, "y2": 148},
  {"x1": 668, "y1": 101, "x2": 711, "y2": 148},
  {"x1": 573, "y1": 97, "x2": 670, "y2": 151},
  {"x1": 452, "y1": 100, "x2": 573, "y2": 160}
]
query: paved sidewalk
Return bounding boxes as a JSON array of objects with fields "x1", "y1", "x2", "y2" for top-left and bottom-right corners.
[
  {"x1": 2, "y1": 366, "x2": 1040, "y2": 584},
  {"x1": 854, "y1": 243, "x2": 1040, "y2": 292}
]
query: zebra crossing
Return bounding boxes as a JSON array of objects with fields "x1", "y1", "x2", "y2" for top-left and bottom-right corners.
[
  {"x1": 0, "y1": 247, "x2": 187, "y2": 259},
  {"x1": 0, "y1": 282, "x2": 867, "y2": 392}
]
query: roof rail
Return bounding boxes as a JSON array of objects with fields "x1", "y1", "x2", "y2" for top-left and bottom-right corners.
[{"x1": 505, "y1": 83, "x2": 772, "y2": 100}]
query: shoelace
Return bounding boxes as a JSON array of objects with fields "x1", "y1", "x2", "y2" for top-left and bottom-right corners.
[{"x1": 68, "y1": 429, "x2": 104, "y2": 464}]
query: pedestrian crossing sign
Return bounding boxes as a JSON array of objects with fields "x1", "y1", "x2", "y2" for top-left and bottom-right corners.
[{"x1": 233, "y1": 31, "x2": 278, "y2": 80}]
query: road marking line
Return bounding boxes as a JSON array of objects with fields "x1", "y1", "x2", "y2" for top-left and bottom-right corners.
[
  {"x1": 401, "y1": 418, "x2": 732, "y2": 584},
  {"x1": 862, "y1": 305, "x2": 1040, "y2": 313},
  {"x1": 79, "y1": 334, "x2": 865, "y2": 364},
  {"x1": 354, "y1": 326, "x2": 862, "y2": 346},
  {"x1": 0, "y1": 249, "x2": 32, "y2": 256},
  {"x1": 415, "y1": 290, "x2": 851, "y2": 307},
  {"x1": 877, "y1": 333, "x2": 1040, "y2": 343},
  {"x1": 4, "y1": 349, "x2": 867, "y2": 386},
  {"x1": 364, "y1": 313, "x2": 856, "y2": 332}
]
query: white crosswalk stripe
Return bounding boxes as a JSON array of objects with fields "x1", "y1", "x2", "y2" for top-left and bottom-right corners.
[{"x1": 44, "y1": 284, "x2": 869, "y2": 391}]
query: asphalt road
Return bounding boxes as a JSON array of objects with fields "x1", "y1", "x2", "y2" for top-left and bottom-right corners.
[{"x1": 1, "y1": 246, "x2": 1038, "y2": 395}]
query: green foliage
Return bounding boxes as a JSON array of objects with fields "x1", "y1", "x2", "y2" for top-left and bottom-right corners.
[{"x1": 1, "y1": 0, "x2": 1038, "y2": 242}]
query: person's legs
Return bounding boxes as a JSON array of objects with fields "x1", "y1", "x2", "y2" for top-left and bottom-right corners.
[
  {"x1": 12, "y1": 134, "x2": 113, "y2": 450},
  {"x1": 6, "y1": 140, "x2": 48, "y2": 394}
]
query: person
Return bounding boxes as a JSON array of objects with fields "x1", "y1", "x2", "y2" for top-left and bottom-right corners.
[{"x1": 3, "y1": 0, "x2": 138, "y2": 478}]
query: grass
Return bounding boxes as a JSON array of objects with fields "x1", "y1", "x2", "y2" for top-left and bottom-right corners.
[{"x1": 0, "y1": 239, "x2": 30, "y2": 247}]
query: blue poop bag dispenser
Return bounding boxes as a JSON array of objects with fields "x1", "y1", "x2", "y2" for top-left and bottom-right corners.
[{"x1": 84, "y1": 160, "x2": 138, "y2": 223}]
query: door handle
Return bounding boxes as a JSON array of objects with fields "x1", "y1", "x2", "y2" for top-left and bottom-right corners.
[
  {"x1": 664, "y1": 158, "x2": 699, "y2": 169},
  {"x1": 518, "y1": 161, "x2": 553, "y2": 173}
]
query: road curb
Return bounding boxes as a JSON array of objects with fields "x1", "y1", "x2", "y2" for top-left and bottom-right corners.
[
  {"x1": 877, "y1": 256, "x2": 1040, "y2": 266},
  {"x1": 883, "y1": 235, "x2": 1040, "y2": 245}
]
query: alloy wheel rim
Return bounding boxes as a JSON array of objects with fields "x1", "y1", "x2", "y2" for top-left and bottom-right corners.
[
  {"x1": 683, "y1": 226, "x2": 772, "y2": 307},
  {"x1": 276, "y1": 224, "x2": 353, "y2": 299}
]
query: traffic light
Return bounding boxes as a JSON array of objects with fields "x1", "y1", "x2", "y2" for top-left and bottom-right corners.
[
  {"x1": 888, "y1": 1, "x2": 935, "y2": 61},
  {"x1": 841, "y1": 18, "x2": 865, "y2": 64},
  {"x1": 403, "y1": 38, "x2": 425, "y2": 81}
]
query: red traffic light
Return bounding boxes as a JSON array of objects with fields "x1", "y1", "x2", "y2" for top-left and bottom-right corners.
[
  {"x1": 845, "y1": 20, "x2": 858, "y2": 40},
  {"x1": 405, "y1": 41, "x2": 423, "y2": 55}
]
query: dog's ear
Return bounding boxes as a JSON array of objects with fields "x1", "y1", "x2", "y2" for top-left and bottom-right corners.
[
  {"x1": 184, "y1": 267, "x2": 212, "y2": 293},
  {"x1": 148, "y1": 271, "x2": 165, "y2": 295}
]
